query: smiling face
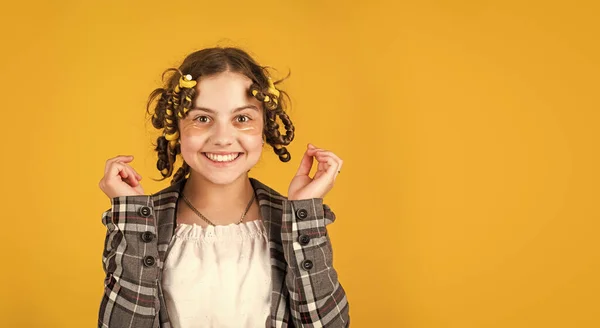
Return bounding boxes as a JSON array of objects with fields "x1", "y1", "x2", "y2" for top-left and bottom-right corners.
[{"x1": 178, "y1": 71, "x2": 265, "y2": 185}]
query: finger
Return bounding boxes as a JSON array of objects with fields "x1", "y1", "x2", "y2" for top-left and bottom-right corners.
[
  {"x1": 314, "y1": 152, "x2": 335, "y2": 166},
  {"x1": 107, "y1": 159, "x2": 141, "y2": 183},
  {"x1": 314, "y1": 153, "x2": 342, "y2": 180},
  {"x1": 306, "y1": 148, "x2": 326, "y2": 160},
  {"x1": 317, "y1": 155, "x2": 338, "y2": 181},
  {"x1": 108, "y1": 162, "x2": 138, "y2": 187},
  {"x1": 314, "y1": 160, "x2": 325, "y2": 175},
  {"x1": 107, "y1": 162, "x2": 126, "y2": 182},
  {"x1": 307, "y1": 143, "x2": 326, "y2": 151},
  {"x1": 310, "y1": 150, "x2": 328, "y2": 177},
  {"x1": 119, "y1": 165, "x2": 140, "y2": 187},
  {"x1": 306, "y1": 148, "x2": 319, "y2": 156},
  {"x1": 314, "y1": 150, "x2": 342, "y2": 163},
  {"x1": 309, "y1": 144, "x2": 329, "y2": 155},
  {"x1": 314, "y1": 151, "x2": 343, "y2": 170},
  {"x1": 105, "y1": 155, "x2": 134, "y2": 174},
  {"x1": 126, "y1": 165, "x2": 143, "y2": 181},
  {"x1": 106, "y1": 155, "x2": 134, "y2": 164},
  {"x1": 314, "y1": 154, "x2": 331, "y2": 175},
  {"x1": 296, "y1": 146, "x2": 315, "y2": 177},
  {"x1": 307, "y1": 146, "x2": 325, "y2": 153}
]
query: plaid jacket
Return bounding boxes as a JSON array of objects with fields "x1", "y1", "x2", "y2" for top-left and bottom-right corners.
[{"x1": 98, "y1": 177, "x2": 350, "y2": 327}]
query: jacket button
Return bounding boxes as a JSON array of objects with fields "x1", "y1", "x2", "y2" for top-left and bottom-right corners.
[
  {"x1": 143, "y1": 256, "x2": 155, "y2": 267},
  {"x1": 296, "y1": 209, "x2": 308, "y2": 220},
  {"x1": 141, "y1": 231, "x2": 155, "y2": 243},
  {"x1": 139, "y1": 206, "x2": 152, "y2": 218},
  {"x1": 298, "y1": 234, "x2": 310, "y2": 245},
  {"x1": 301, "y1": 259, "x2": 313, "y2": 271}
]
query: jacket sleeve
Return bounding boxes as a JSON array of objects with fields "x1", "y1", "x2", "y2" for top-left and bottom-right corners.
[
  {"x1": 282, "y1": 198, "x2": 350, "y2": 327},
  {"x1": 98, "y1": 196, "x2": 161, "y2": 328}
]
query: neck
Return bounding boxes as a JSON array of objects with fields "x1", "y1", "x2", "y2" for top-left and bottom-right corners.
[{"x1": 182, "y1": 173, "x2": 255, "y2": 211}]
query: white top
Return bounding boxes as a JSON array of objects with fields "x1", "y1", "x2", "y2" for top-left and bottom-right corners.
[{"x1": 161, "y1": 220, "x2": 272, "y2": 328}]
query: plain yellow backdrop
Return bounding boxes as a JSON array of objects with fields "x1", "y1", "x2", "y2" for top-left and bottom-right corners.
[{"x1": 0, "y1": 0, "x2": 598, "y2": 327}]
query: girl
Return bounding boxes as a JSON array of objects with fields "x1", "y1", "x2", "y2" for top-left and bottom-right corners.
[{"x1": 98, "y1": 47, "x2": 349, "y2": 327}]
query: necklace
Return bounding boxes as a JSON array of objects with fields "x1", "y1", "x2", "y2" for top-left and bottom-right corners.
[{"x1": 180, "y1": 191, "x2": 256, "y2": 226}]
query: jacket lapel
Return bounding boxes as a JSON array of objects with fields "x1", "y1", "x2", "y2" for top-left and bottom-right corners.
[{"x1": 152, "y1": 179, "x2": 185, "y2": 266}]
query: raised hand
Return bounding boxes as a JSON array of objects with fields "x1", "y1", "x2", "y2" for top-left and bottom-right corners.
[
  {"x1": 288, "y1": 144, "x2": 343, "y2": 201},
  {"x1": 99, "y1": 155, "x2": 144, "y2": 199}
]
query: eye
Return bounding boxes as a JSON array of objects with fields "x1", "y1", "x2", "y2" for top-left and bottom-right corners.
[
  {"x1": 236, "y1": 115, "x2": 252, "y2": 123},
  {"x1": 194, "y1": 115, "x2": 211, "y2": 123}
]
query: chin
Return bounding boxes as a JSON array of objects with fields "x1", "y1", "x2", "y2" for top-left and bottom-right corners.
[{"x1": 199, "y1": 171, "x2": 246, "y2": 186}]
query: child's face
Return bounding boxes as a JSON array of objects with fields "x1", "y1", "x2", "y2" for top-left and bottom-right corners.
[{"x1": 178, "y1": 71, "x2": 264, "y2": 185}]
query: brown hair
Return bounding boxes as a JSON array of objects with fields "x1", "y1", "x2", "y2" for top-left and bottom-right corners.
[{"x1": 146, "y1": 47, "x2": 295, "y2": 185}]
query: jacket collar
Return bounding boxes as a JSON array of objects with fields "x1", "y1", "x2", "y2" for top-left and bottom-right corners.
[{"x1": 152, "y1": 177, "x2": 287, "y2": 239}]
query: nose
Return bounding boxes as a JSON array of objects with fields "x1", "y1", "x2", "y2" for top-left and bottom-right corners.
[{"x1": 210, "y1": 121, "x2": 236, "y2": 146}]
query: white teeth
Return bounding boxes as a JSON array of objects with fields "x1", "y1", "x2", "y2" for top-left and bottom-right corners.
[{"x1": 205, "y1": 153, "x2": 239, "y2": 162}]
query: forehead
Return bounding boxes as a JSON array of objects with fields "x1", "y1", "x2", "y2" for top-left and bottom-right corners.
[{"x1": 193, "y1": 71, "x2": 256, "y2": 110}]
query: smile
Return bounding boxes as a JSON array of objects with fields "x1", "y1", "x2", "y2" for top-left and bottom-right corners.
[{"x1": 203, "y1": 152, "x2": 242, "y2": 163}]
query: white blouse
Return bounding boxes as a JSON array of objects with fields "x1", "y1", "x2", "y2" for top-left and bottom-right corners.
[{"x1": 161, "y1": 220, "x2": 272, "y2": 328}]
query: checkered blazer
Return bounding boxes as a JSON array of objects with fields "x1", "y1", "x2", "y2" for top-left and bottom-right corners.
[{"x1": 98, "y1": 177, "x2": 350, "y2": 327}]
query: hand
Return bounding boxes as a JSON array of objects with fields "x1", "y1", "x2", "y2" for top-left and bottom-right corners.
[
  {"x1": 99, "y1": 155, "x2": 145, "y2": 199},
  {"x1": 288, "y1": 144, "x2": 343, "y2": 200}
]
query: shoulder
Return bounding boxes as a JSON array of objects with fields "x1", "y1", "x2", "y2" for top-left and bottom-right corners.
[
  {"x1": 250, "y1": 177, "x2": 288, "y2": 203},
  {"x1": 149, "y1": 178, "x2": 186, "y2": 205}
]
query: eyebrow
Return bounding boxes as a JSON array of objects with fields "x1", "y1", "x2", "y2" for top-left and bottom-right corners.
[{"x1": 189, "y1": 105, "x2": 259, "y2": 114}]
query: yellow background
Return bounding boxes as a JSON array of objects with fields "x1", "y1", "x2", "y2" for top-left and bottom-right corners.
[{"x1": 1, "y1": 0, "x2": 598, "y2": 327}]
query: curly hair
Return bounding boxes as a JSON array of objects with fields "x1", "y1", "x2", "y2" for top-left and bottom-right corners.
[{"x1": 145, "y1": 47, "x2": 295, "y2": 185}]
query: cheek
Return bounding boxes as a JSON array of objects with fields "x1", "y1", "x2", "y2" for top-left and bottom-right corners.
[
  {"x1": 178, "y1": 125, "x2": 205, "y2": 155},
  {"x1": 180, "y1": 121, "x2": 210, "y2": 135},
  {"x1": 179, "y1": 121, "x2": 209, "y2": 147},
  {"x1": 179, "y1": 136, "x2": 203, "y2": 164},
  {"x1": 238, "y1": 130, "x2": 264, "y2": 151},
  {"x1": 234, "y1": 110, "x2": 264, "y2": 135},
  {"x1": 236, "y1": 114, "x2": 264, "y2": 139},
  {"x1": 239, "y1": 119, "x2": 265, "y2": 151}
]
